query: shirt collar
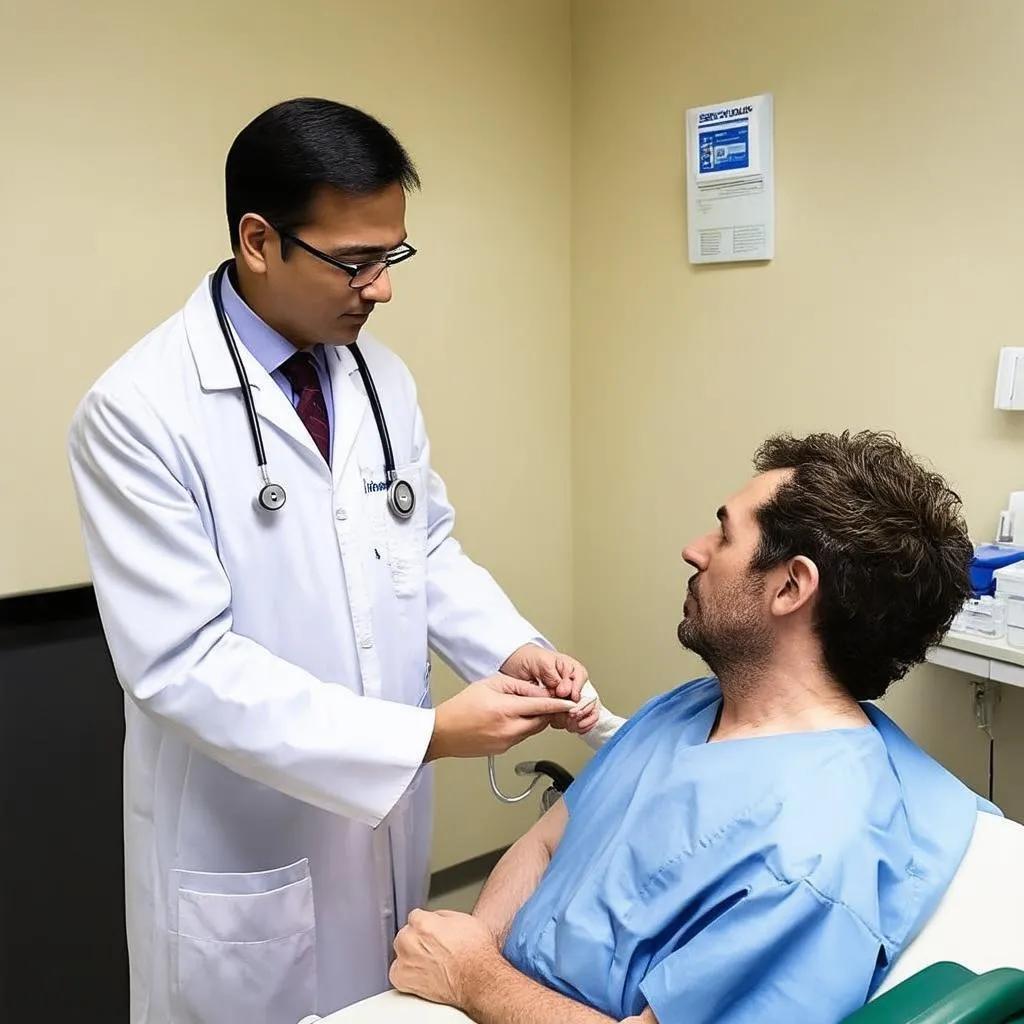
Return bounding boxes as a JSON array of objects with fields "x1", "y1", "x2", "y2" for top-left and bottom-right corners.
[{"x1": 220, "y1": 267, "x2": 324, "y2": 375}]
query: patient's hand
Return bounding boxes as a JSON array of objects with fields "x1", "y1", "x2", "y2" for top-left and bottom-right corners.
[
  {"x1": 551, "y1": 696, "x2": 601, "y2": 735},
  {"x1": 390, "y1": 909, "x2": 498, "y2": 1007}
]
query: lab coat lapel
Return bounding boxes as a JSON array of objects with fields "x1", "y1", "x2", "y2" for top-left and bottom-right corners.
[
  {"x1": 183, "y1": 274, "x2": 342, "y2": 464},
  {"x1": 250, "y1": 369, "x2": 328, "y2": 463},
  {"x1": 327, "y1": 344, "x2": 368, "y2": 483}
]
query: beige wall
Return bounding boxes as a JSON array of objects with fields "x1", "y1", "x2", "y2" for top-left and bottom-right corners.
[
  {"x1": 5, "y1": 0, "x2": 1023, "y2": 874},
  {"x1": 571, "y1": 0, "x2": 1024, "y2": 819},
  {"x1": 0, "y1": 0, "x2": 580, "y2": 869}
]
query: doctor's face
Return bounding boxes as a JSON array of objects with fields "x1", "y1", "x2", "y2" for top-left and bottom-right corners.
[
  {"x1": 676, "y1": 472, "x2": 790, "y2": 675},
  {"x1": 238, "y1": 183, "x2": 409, "y2": 348}
]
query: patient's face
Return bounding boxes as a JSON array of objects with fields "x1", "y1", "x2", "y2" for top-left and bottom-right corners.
[{"x1": 676, "y1": 471, "x2": 788, "y2": 675}]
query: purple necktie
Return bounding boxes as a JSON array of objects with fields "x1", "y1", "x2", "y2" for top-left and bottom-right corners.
[{"x1": 280, "y1": 351, "x2": 330, "y2": 463}]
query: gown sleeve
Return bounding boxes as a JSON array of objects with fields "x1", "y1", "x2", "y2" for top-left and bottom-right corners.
[{"x1": 638, "y1": 876, "x2": 883, "y2": 1024}]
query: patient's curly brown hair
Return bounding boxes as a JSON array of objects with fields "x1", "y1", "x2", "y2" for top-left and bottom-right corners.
[{"x1": 751, "y1": 430, "x2": 973, "y2": 701}]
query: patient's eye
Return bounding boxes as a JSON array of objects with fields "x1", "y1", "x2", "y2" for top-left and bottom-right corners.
[{"x1": 715, "y1": 505, "x2": 732, "y2": 545}]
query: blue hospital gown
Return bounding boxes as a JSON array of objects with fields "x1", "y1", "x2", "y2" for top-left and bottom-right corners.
[{"x1": 503, "y1": 677, "x2": 997, "y2": 1023}]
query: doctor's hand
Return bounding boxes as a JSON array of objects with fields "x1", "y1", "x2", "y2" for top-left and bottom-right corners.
[
  {"x1": 502, "y1": 643, "x2": 599, "y2": 736},
  {"x1": 424, "y1": 676, "x2": 576, "y2": 762},
  {"x1": 390, "y1": 909, "x2": 498, "y2": 1008},
  {"x1": 501, "y1": 643, "x2": 588, "y2": 702}
]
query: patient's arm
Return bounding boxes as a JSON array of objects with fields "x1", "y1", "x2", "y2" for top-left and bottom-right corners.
[
  {"x1": 391, "y1": 905, "x2": 658, "y2": 1024},
  {"x1": 459, "y1": 954, "x2": 658, "y2": 1024},
  {"x1": 472, "y1": 798, "x2": 567, "y2": 944}
]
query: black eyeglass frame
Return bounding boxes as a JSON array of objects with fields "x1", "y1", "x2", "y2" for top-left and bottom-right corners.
[{"x1": 272, "y1": 226, "x2": 417, "y2": 288}]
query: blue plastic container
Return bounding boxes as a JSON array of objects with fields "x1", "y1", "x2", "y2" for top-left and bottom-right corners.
[{"x1": 970, "y1": 543, "x2": 1024, "y2": 596}]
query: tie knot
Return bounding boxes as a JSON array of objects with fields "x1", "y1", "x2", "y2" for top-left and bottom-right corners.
[{"x1": 280, "y1": 350, "x2": 321, "y2": 392}]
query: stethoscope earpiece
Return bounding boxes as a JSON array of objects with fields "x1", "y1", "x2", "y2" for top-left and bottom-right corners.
[{"x1": 210, "y1": 260, "x2": 414, "y2": 523}]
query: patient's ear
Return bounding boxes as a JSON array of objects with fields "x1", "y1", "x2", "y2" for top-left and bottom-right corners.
[{"x1": 770, "y1": 555, "x2": 819, "y2": 618}]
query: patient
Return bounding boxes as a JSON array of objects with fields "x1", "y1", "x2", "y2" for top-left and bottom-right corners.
[{"x1": 390, "y1": 430, "x2": 999, "y2": 1024}]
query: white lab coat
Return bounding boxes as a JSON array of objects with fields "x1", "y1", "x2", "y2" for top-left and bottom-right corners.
[{"x1": 67, "y1": 274, "x2": 618, "y2": 1024}]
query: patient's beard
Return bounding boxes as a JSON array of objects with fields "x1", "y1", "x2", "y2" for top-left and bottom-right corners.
[{"x1": 676, "y1": 575, "x2": 773, "y2": 683}]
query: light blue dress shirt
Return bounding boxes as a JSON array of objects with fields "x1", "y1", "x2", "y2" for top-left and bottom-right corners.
[
  {"x1": 220, "y1": 270, "x2": 334, "y2": 456},
  {"x1": 504, "y1": 676, "x2": 999, "y2": 1023}
]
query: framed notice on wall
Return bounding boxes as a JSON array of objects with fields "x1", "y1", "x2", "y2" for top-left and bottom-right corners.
[{"x1": 684, "y1": 93, "x2": 774, "y2": 264}]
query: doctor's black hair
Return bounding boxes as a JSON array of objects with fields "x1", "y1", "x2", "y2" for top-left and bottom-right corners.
[
  {"x1": 749, "y1": 430, "x2": 973, "y2": 702},
  {"x1": 224, "y1": 98, "x2": 420, "y2": 250}
]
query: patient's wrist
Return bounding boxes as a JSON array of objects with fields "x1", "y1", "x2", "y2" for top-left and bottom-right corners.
[{"x1": 455, "y1": 945, "x2": 505, "y2": 1014}]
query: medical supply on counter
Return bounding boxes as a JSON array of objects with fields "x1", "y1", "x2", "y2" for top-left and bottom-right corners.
[
  {"x1": 950, "y1": 596, "x2": 1007, "y2": 640},
  {"x1": 997, "y1": 511, "x2": 1015, "y2": 544},
  {"x1": 969, "y1": 544, "x2": 1024, "y2": 597},
  {"x1": 995, "y1": 492, "x2": 1024, "y2": 546},
  {"x1": 994, "y1": 563, "x2": 1024, "y2": 649}
]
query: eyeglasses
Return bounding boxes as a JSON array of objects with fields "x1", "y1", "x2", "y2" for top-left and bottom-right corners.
[{"x1": 273, "y1": 226, "x2": 417, "y2": 289}]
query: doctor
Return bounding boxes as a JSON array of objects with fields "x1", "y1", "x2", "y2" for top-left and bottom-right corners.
[{"x1": 67, "y1": 97, "x2": 613, "y2": 1024}]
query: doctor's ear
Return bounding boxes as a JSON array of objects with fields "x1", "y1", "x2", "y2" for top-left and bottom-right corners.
[
  {"x1": 237, "y1": 215, "x2": 273, "y2": 275},
  {"x1": 770, "y1": 556, "x2": 819, "y2": 617}
]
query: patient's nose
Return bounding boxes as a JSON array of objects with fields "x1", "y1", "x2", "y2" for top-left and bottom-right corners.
[{"x1": 682, "y1": 539, "x2": 708, "y2": 570}]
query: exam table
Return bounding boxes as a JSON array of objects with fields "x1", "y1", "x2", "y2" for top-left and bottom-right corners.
[{"x1": 300, "y1": 810, "x2": 1024, "y2": 1023}]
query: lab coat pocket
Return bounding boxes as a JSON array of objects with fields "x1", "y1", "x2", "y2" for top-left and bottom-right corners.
[
  {"x1": 384, "y1": 461, "x2": 428, "y2": 599},
  {"x1": 172, "y1": 859, "x2": 317, "y2": 1024}
]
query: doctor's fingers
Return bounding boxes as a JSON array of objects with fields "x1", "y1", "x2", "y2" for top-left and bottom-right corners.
[
  {"x1": 544, "y1": 654, "x2": 590, "y2": 701},
  {"x1": 549, "y1": 674, "x2": 578, "y2": 701},
  {"x1": 556, "y1": 652, "x2": 589, "y2": 687},
  {"x1": 495, "y1": 675, "x2": 566, "y2": 700},
  {"x1": 499, "y1": 715, "x2": 552, "y2": 747},
  {"x1": 496, "y1": 675, "x2": 584, "y2": 707},
  {"x1": 502, "y1": 702, "x2": 578, "y2": 744},
  {"x1": 531, "y1": 654, "x2": 585, "y2": 701},
  {"x1": 500, "y1": 693, "x2": 579, "y2": 718}
]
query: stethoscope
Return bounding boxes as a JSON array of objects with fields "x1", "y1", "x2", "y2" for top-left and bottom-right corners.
[
  {"x1": 210, "y1": 259, "x2": 416, "y2": 521},
  {"x1": 211, "y1": 259, "x2": 568, "y2": 811}
]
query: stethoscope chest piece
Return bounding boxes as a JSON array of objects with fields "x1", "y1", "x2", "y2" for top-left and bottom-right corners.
[
  {"x1": 387, "y1": 478, "x2": 416, "y2": 520},
  {"x1": 258, "y1": 482, "x2": 287, "y2": 512}
]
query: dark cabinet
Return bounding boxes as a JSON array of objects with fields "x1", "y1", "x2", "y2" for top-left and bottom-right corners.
[{"x1": 0, "y1": 587, "x2": 128, "y2": 1018}]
